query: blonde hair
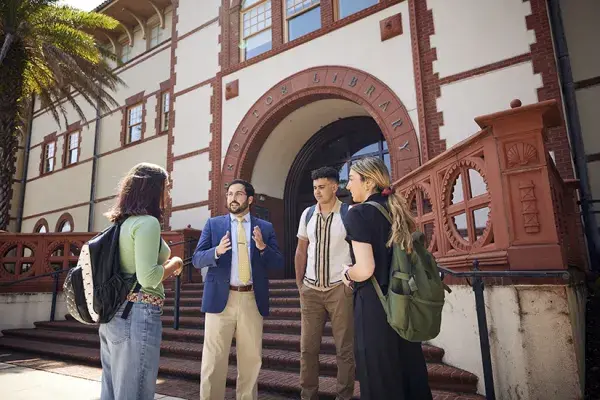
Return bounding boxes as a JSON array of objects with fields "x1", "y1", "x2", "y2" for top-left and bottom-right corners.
[{"x1": 350, "y1": 157, "x2": 417, "y2": 253}]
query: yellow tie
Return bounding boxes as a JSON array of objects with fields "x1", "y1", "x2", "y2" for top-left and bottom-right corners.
[{"x1": 236, "y1": 216, "x2": 251, "y2": 285}]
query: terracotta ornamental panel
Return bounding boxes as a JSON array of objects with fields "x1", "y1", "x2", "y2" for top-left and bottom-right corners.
[{"x1": 221, "y1": 66, "x2": 420, "y2": 193}]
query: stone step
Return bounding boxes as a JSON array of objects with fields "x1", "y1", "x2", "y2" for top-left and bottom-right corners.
[
  {"x1": 163, "y1": 296, "x2": 300, "y2": 307},
  {"x1": 179, "y1": 280, "x2": 296, "y2": 290},
  {"x1": 165, "y1": 288, "x2": 300, "y2": 299},
  {"x1": 60, "y1": 313, "x2": 321, "y2": 335},
  {"x1": 162, "y1": 306, "x2": 301, "y2": 319},
  {"x1": 0, "y1": 329, "x2": 455, "y2": 382},
  {"x1": 0, "y1": 336, "x2": 482, "y2": 398},
  {"x1": 34, "y1": 320, "x2": 446, "y2": 363}
]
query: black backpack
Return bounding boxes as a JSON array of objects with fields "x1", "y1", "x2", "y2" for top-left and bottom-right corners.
[{"x1": 63, "y1": 220, "x2": 139, "y2": 325}]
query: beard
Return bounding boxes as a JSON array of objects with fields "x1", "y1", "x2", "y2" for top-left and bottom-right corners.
[{"x1": 227, "y1": 200, "x2": 249, "y2": 215}]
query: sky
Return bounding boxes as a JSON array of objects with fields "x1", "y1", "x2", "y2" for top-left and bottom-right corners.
[{"x1": 59, "y1": 0, "x2": 105, "y2": 11}]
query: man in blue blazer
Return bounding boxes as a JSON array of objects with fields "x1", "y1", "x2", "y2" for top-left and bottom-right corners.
[{"x1": 192, "y1": 179, "x2": 283, "y2": 400}]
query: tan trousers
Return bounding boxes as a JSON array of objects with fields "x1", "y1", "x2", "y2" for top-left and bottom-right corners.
[
  {"x1": 199, "y1": 290, "x2": 263, "y2": 400},
  {"x1": 299, "y1": 283, "x2": 355, "y2": 400}
]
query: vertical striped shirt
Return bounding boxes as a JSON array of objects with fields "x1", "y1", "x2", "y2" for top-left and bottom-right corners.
[{"x1": 297, "y1": 200, "x2": 352, "y2": 291}]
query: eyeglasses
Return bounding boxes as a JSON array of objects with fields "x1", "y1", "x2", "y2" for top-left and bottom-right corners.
[{"x1": 226, "y1": 191, "x2": 247, "y2": 199}]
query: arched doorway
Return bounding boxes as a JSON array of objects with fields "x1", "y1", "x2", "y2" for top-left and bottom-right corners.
[
  {"x1": 283, "y1": 116, "x2": 390, "y2": 276},
  {"x1": 219, "y1": 66, "x2": 421, "y2": 279}
]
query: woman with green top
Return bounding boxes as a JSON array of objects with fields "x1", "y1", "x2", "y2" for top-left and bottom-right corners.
[{"x1": 99, "y1": 162, "x2": 183, "y2": 400}]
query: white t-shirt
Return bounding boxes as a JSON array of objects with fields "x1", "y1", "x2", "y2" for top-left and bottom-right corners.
[{"x1": 297, "y1": 200, "x2": 352, "y2": 291}]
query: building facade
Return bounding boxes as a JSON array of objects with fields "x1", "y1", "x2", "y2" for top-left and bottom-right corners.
[
  {"x1": 4, "y1": 1, "x2": 599, "y2": 398},
  {"x1": 9, "y1": 0, "x2": 600, "y2": 257}
]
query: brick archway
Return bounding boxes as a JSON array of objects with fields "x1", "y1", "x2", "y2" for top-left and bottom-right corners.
[{"x1": 219, "y1": 65, "x2": 421, "y2": 209}]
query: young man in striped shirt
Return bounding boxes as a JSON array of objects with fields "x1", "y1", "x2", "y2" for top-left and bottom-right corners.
[{"x1": 295, "y1": 166, "x2": 355, "y2": 400}]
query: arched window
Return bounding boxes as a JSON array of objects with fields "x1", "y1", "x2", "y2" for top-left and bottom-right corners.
[
  {"x1": 33, "y1": 218, "x2": 49, "y2": 233},
  {"x1": 241, "y1": 0, "x2": 272, "y2": 60},
  {"x1": 55, "y1": 213, "x2": 74, "y2": 233}
]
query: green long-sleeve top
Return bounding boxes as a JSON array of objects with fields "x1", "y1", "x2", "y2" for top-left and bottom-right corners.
[{"x1": 119, "y1": 215, "x2": 170, "y2": 299}]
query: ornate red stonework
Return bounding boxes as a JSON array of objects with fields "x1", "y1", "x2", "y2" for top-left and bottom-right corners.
[
  {"x1": 218, "y1": 65, "x2": 421, "y2": 211},
  {"x1": 380, "y1": 13, "x2": 403, "y2": 41},
  {"x1": 225, "y1": 79, "x2": 239, "y2": 100},
  {"x1": 391, "y1": 99, "x2": 585, "y2": 272}
]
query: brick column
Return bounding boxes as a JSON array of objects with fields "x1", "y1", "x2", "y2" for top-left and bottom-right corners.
[
  {"x1": 271, "y1": 0, "x2": 284, "y2": 49},
  {"x1": 321, "y1": 0, "x2": 334, "y2": 28},
  {"x1": 228, "y1": 5, "x2": 240, "y2": 67}
]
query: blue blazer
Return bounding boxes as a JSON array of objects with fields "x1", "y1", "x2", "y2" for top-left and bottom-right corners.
[{"x1": 192, "y1": 214, "x2": 283, "y2": 317}]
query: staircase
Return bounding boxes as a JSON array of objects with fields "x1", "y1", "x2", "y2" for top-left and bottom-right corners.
[{"x1": 0, "y1": 280, "x2": 484, "y2": 399}]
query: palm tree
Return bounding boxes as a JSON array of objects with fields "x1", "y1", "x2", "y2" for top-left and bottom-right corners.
[{"x1": 0, "y1": 0, "x2": 124, "y2": 231}]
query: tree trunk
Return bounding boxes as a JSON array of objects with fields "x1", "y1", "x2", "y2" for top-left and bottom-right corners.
[{"x1": 0, "y1": 34, "x2": 26, "y2": 231}]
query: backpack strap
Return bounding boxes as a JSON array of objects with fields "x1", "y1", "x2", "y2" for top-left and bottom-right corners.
[
  {"x1": 365, "y1": 200, "x2": 415, "y2": 294},
  {"x1": 340, "y1": 202, "x2": 350, "y2": 218},
  {"x1": 305, "y1": 205, "x2": 316, "y2": 226},
  {"x1": 121, "y1": 282, "x2": 141, "y2": 319},
  {"x1": 365, "y1": 201, "x2": 392, "y2": 224}
]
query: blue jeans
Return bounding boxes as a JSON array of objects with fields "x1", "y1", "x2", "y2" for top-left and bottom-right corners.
[{"x1": 99, "y1": 301, "x2": 163, "y2": 400}]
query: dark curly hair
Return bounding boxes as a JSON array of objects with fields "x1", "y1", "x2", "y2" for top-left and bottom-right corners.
[
  {"x1": 310, "y1": 166, "x2": 339, "y2": 183},
  {"x1": 105, "y1": 162, "x2": 169, "y2": 223}
]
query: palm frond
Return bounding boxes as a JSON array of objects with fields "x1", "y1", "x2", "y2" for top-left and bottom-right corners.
[{"x1": 8, "y1": 1, "x2": 125, "y2": 127}]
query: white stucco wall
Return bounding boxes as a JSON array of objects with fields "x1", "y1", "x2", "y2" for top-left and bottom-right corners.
[
  {"x1": 92, "y1": 199, "x2": 114, "y2": 232},
  {"x1": 251, "y1": 99, "x2": 368, "y2": 198},
  {"x1": 23, "y1": 162, "x2": 93, "y2": 217},
  {"x1": 577, "y1": 85, "x2": 600, "y2": 155},
  {"x1": 428, "y1": 0, "x2": 535, "y2": 78},
  {"x1": 221, "y1": 3, "x2": 417, "y2": 166},
  {"x1": 560, "y1": 0, "x2": 600, "y2": 82},
  {"x1": 21, "y1": 204, "x2": 89, "y2": 233},
  {"x1": 170, "y1": 152, "x2": 211, "y2": 207},
  {"x1": 30, "y1": 101, "x2": 97, "y2": 148},
  {"x1": 112, "y1": 46, "x2": 171, "y2": 106},
  {"x1": 176, "y1": 0, "x2": 220, "y2": 37},
  {"x1": 437, "y1": 62, "x2": 543, "y2": 147},
  {"x1": 0, "y1": 293, "x2": 68, "y2": 335},
  {"x1": 431, "y1": 285, "x2": 583, "y2": 399},
  {"x1": 97, "y1": 111, "x2": 122, "y2": 155},
  {"x1": 174, "y1": 22, "x2": 220, "y2": 93},
  {"x1": 173, "y1": 85, "x2": 213, "y2": 156},
  {"x1": 94, "y1": 135, "x2": 169, "y2": 200},
  {"x1": 170, "y1": 206, "x2": 211, "y2": 231}
]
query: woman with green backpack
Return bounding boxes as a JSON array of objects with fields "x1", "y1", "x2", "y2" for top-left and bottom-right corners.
[{"x1": 342, "y1": 157, "x2": 433, "y2": 400}]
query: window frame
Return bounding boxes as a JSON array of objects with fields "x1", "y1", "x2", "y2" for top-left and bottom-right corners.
[
  {"x1": 63, "y1": 130, "x2": 81, "y2": 167},
  {"x1": 240, "y1": 0, "x2": 273, "y2": 62},
  {"x1": 284, "y1": 0, "x2": 321, "y2": 42},
  {"x1": 55, "y1": 212, "x2": 75, "y2": 233},
  {"x1": 160, "y1": 91, "x2": 170, "y2": 133},
  {"x1": 334, "y1": 0, "x2": 379, "y2": 21},
  {"x1": 33, "y1": 218, "x2": 49, "y2": 233},
  {"x1": 148, "y1": 24, "x2": 163, "y2": 49},
  {"x1": 126, "y1": 103, "x2": 144, "y2": 144},
  {"x1": 43, "y1": 140, "x2": 57, "y2": 174},
  {"x1": 120, "y1": 41, "x2": 132, "y2": 64}
]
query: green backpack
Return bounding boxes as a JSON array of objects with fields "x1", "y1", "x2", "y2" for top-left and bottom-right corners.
[{"x1": 366, "y1": 201, "x2": 448, "y2": 342}]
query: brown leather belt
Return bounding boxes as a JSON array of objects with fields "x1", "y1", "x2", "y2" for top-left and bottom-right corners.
[{"x1": 229, "y1": 284, "x2": 253, "y2": 292}]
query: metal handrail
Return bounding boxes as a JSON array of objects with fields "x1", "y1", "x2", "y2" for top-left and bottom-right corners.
[
  {"x1": 0, "y1": 238, "x2": 196, "y2": 324},
  {"x1": 0, "y1": 269, "x2": 70, "y2": 322},
  {"x1": 0, "y1": 268, "x2": 70, "y2": 287},
  {"x1": 437, "y1": 260, "x2": 571, "y2": 400}
]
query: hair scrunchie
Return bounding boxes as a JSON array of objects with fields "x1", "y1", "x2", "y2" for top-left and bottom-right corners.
[{"x1": 381, "y1": 187, "x2": 393, "y2": 197}]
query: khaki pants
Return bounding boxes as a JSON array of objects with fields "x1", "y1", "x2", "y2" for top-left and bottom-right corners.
[
  {"x1": 299, "y1": 283, "x2": 355, "y2": 400},
  {"x1": 199, "y1": 290, "x2": 263, "y2": 400}
]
